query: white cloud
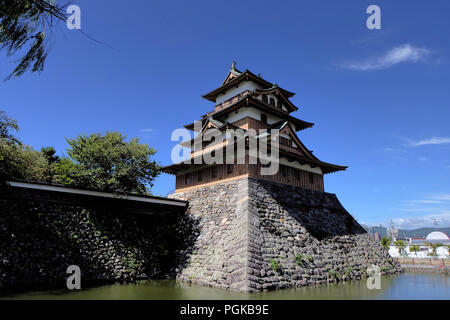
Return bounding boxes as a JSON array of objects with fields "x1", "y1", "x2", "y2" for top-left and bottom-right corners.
[
  {"x1": 431, "y1": 194, "x2": 450, "y2": 201},
  {"x1": 388, "y1": 194, "x2": 450, "y2": 228},
  {"x1": 408, "y1": 199, "x2": 442, "y2": 205},
  {"x1": 138, "y1": 128, "x2": 159, "y2": 140},
  {"x1": 418, "y1": 156, "x2": 428, "y2": 162},
  {"x1": 392, "y1": 211, "x2": 450, "y2": 229},
  {"x1": 339, "y1": 44, "x2": 430, "y2": 71},
  {"x1": 402, "y1": 194, "x2": 450, "y2": 207},
  {"x1": 406, "y1": 137, "x2": 450, "y2": 147},
  {"x1": 139, "y1": 128, "x2": 157, "y2": 133}
]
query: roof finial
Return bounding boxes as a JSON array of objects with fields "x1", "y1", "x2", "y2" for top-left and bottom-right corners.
[{"x1": 231, "y1": 61, "x2": 236, "y2": 70}]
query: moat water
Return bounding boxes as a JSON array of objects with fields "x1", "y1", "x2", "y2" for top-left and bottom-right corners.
[{"x1": 1, "y1": 273, "x2": 449, "y2": 300}]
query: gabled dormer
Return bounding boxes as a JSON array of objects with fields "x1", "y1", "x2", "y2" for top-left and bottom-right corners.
[
  {"x1": 202, "y1": 62, "x2": 295, "y2": 104},
  {"x1": 222, "y1": 61, "x2": 243, "y2": 84},
  {"x1": 253, "y1": 85, "x2": 298, "y2": 113}
]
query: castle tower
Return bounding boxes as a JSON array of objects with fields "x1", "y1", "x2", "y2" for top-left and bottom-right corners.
[
  {"x1": 165, "y1": 64, "x2": 401, "y2": 292},
  {"x1": 163, "y1": 62, "x2": 347, "y2": 193}
]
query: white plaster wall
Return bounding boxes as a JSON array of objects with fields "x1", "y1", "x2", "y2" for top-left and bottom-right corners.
[
  {"x1": 225, "y1": 106, "x2": 281, "y2": 126},
  {"x1": 215, "y1": 81, "x2": 263, "y2": 104}
]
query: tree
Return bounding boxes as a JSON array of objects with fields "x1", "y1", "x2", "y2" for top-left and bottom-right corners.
[
  {"x1": 40, "y1": 146, "x2": 60, "y2": 182},
  {"x1": 0, "y1": 139, "x2": 50, "y2": 182},
  {"x1": 54, "y1": 132, "x2": 160, "y2": 194},
  {"x1": 0, "y1": 110, "x2": 20, "y2": 144},
  {"x1": 380, "y1": 237, "x2": 391, "y2": 250},
  {"x1": 425, "y1": 242, "x2": 443, "y2": 256},
  {"x1": 0, "y1": 1, "x2": 67, "y2": 80},
  {"x1": 409, "y1": 245, "x2": 420, "y2": 258},
  {"x1": 41, "y1": 146, "x2": 59, "y2": 164},
  {"x1": 393, "y1": 240, "x2": 406, "y2": 256},
  {"x1": 0, "y1": 111, "x2": 55, "y2": 183}
]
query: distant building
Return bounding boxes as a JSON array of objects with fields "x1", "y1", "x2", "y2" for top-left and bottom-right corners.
[
  {"x1": 388, "y1": 231, "x2": 450, "y2": 258},
  {"x1": 387, "y1": 219, "x2": 398, "y2": 239}
]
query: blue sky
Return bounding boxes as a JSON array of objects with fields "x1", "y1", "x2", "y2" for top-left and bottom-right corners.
[{"x1": 1, "y1": 0, "x2": 449, "y2": 229}]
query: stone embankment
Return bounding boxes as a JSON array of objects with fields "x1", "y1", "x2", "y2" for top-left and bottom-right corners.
[
  {"x1": 1, "y1": 177, "x2": 402, "y2": 292},
  {"x1": 171, "y1": 177, "x2": 402, "y2": 292},
  {"x1": 0, "y1": 200, "x2": 187, "y2": 289},
  {"x1": 396, "y1": 257, "x2": 449, "y2": 274}
]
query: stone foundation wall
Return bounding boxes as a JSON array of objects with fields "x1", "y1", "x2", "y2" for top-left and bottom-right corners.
[
  {"x1": 171, "y1": 178, "x2": 250, "y2": 291},
  {"x1": 171, "y1": 177, "x2": 402, "y2": 292},
  {"x1": 0, "y1": 200, "x2": 183, "y2": 289}
]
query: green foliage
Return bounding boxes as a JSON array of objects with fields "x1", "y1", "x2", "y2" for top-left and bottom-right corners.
[
  {"x1": 380, "y1": 237, "x2": 391, "y2": 249},
  {"x1": 41, "y1": 146, "x2": 60, "y2": 164},
  {"x1": 425, "y1": 242, "x2": 443, "y2": 255},
  {"x1": 409, "y1": 245, "x2": 420, "y2": 256},
  {"x1": 294, "y1": 253, "x2": 304, "y2": 266},
  {"x1": 0, "y1": 139, "x2": 50, "y2": 182},
  {"x1": 269, "y1": 258, "x2": 281, "y2": 273},
  {"x1": 54, "y1": 132, "x2": 160, "y2": 194},
  {"x1": 0, "y1": 112, "x2": 160, "y2": 194},
  {"x1": 393, "y1": 240, "x2": 406, "y2": 250},
  {"x1": 53, "y1": 158, "x2": 79, "y2": 185},
  {"x1": 344, "y1": 267, "x2": 353, "y2": 276},
  {"x1": 0, "y1": 1, "x2": 66, "y2": 80},
  {"x1": 328, "y1": 270, "x2": 336, "y2": 278},
  {"x1": 122, "y1": 256, "x2": 138, "y2": 269},
  {"x1": 0, "y1": 111, "x2": 56, "y2": 183},
  {"x1": 0, "y1": 111, "x2": 20, "y2": 144}
]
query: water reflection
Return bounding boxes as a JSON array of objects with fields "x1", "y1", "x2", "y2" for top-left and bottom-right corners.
[{"x1": 1, "y1": 273, "x2": 449, "y2": 300}]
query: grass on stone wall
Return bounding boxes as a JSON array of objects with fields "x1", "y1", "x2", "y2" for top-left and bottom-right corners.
[{"x1": 269, "y1": 258, "x2": 281, "y2": 273}]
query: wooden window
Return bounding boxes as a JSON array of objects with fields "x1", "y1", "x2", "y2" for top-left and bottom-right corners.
[
  {"x1": 211, "y1": 166, "x2": 217, "y2": 178},
  {"x1": 280, "y1": 137, "x2": 292, "y2": 147},
  {"x1": 185, "y1": 174, "x2": 190, "y2": 185},
  {"x1": 227, "y1": 164, "x2": 234, "y2": 174},
  {"x1": 261, "y1": 114, "x2": 267, "y2": 124},
  {"x1": 197, "y1": 170, "x2": 203, "y2": 182},
  {"x1": 269, "y1": 98, "x2": 275, "y2": 106}
]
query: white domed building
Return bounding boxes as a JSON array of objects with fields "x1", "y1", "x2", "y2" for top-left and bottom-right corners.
[
  {"x1": 388, "y1": 231, "x2": 449, "y2": 258},
  {"x1": 425, "y1": 231, "x2": 449, "y2": 241}
]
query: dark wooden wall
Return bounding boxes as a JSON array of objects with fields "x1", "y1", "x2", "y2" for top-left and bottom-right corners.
[
  {"x1": 249, "y1": 164, "x2": 324, "y2": 192},
  {"x1": 175, "y1": 163, "x2": 249, "y2": 191},
  {"x1": 175, "y1": 163, "x2": 324, "y2": 192}
]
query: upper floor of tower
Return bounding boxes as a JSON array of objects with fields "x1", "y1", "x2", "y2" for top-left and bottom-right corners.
[{"x1": 202, "y1": 62, "x2": 298, "y2": 113}]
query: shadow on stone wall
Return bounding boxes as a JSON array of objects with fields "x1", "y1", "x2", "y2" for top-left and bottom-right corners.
[
  {"x1": 0, "y1": 199, "x2": 194, "y2": 291},
  {"x1": 260, "y1": 181, "x2": 366, "y2": 240},
  {"x1": 172, "y1": 213, "x2": 201, "y2": 277},
  {"x1": 248, "y1": 178, "x2": 402, "y2": 291}
]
